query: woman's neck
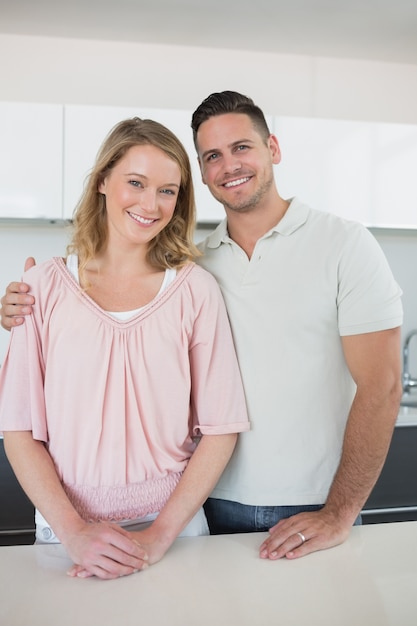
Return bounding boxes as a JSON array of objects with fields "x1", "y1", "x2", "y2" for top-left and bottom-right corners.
[{"x1": 80, "y1": 245, "x2": 166, "y2": 312}]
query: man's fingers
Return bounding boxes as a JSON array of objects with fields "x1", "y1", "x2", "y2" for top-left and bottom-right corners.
[{"x1": 24, "y1": 257, "x2": 36, "y2": 272}]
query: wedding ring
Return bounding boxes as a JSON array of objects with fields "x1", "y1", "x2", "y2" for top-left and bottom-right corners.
[{"x1": 296, "y1": 531, "x2": 306, "y2": 544}]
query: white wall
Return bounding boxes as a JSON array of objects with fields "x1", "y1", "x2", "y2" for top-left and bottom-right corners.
[
  {"x1": 1, "y1": 33, "x2": 417, "y2": 369},
  {"x1": 1, "y1": 34, "x2": 417, "y2": 123}
]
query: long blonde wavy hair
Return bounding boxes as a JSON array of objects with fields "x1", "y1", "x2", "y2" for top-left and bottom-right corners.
[{"x1": 67, "y1": 117, "x2": 200, "y2": 274}]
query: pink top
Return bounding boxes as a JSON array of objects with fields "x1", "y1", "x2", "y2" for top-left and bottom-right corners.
[{"x1": 0, "y1": 259, "x2": 249, "y2": 522}]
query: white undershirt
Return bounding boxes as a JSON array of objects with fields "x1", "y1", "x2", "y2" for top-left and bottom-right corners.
[{"x1": 66, "y1": 254, "x2": 176, "y2": 320}]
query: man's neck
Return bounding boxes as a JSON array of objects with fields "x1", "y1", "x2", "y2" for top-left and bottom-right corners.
[{"x1": 226, "y1": 196, "x2": 290, "y2": 259}]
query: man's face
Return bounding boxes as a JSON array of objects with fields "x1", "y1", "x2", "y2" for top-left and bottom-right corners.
[{"x1": 195, "y1": 113, "x2": 281, "y2": 214}]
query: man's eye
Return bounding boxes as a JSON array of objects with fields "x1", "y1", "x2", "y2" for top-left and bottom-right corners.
[
  {"x1": 236, "y1": 145, "x2": 248, "y2": 151},
  {"x1": 206, "y1": 153, "x2": 219, "y2": 162}
]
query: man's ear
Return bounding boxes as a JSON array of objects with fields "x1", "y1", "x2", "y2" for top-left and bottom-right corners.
[{"x1": 269, "y1": 134, "x2": 282, "y2": 165}]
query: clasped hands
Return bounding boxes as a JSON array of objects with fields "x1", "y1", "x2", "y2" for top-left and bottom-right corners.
[{"x1": 64, "y1": 521, "x2": 166, "y2": 580}]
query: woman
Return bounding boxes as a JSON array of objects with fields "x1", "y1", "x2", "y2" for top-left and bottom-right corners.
[{"x1": 0, "y1": 117, "x2": 249, "y2": 579}]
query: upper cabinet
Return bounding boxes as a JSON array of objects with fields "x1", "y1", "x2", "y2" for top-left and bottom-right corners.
[
  {"x1": 1, "y1": 102, "x2": 416, "y2": 227},
  {"x1": 0, "y1": 102, "x2": 63, "y2": 219},
  {"x1": 63, "y1": 105, "x2": 224, "y2": 223},
  {"x1": 273, "y1": 116, "x2": 417, "y2": 228}
]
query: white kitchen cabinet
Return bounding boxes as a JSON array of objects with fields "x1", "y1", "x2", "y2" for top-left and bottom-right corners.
[
  {"x1": 4, "y1": 102, "x2": 414, "y2": 227},
  {"x1": 272, "y1": 116, "x2": 374, "y2": 223},
  {"x1": 0, "y1": 102, "x2": 63, "y2": 219},
  {"x1": 272, "y1": 116, "x2": 417, "y2": 227},
  {"x1": 63, "y1": 105, "x2": 224, "y2": 223},
  {"x1": 371, "y1": 122, "x2": 417, "y2": 228}
]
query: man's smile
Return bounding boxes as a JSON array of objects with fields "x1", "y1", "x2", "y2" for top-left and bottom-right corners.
[{"x1": 223, "y1": 177, "x2": 251, "y2": 188}]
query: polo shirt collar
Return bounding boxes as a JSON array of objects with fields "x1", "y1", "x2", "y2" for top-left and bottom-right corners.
[
  {"x1": 269, "y1": 197, "x2": 310, "y2": 237},
  {"x1": 204, "y1": 197, "x2": 310, "y2": 249}
]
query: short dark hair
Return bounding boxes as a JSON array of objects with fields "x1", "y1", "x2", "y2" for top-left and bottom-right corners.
[{"x1": 191, "y1": 91, "x2": 271, "y2": 147}]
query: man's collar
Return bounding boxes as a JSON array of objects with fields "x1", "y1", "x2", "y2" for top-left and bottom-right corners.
[
  {"x1": 204, "y1": 198, "x2": 310, "y2": 249},
  {"x1": 268, "y1": 197, "x2": 309, "y2": 237},
  {"x1": 204, "y1": 218, "x2": 229, "y2": 249}
]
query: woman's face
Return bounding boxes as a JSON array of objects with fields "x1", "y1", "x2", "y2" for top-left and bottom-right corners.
[{"x1": 99, "y1": 144, "x2": 181, "y2": 250}]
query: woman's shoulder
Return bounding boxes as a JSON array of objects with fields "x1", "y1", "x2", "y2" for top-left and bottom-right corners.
[
  {"x1": 21, "y1": 257, "x2": 66, "y2": 290},
  {"x1": 177, "y1": 262, "x2": 220, "y2": 290}
]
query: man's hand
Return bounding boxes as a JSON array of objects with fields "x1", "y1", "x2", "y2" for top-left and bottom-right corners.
[
  {"x1": 0, "y1": 257, "x2": 36, "y2": 330},
  {"x1": 259, "y1": 508, "x2": 351, "y2": 560},
  {"x1": 65, "y1": 521, "x2": 150, "y2": 580}
]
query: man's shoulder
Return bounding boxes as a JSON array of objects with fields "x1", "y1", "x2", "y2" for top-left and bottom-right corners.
[
  {"x1": 301, "y1": 203, "x2": 369, "y2": 241},
  {"x1": 181, "y1": 261, "x2": 219, "y2": 288}
]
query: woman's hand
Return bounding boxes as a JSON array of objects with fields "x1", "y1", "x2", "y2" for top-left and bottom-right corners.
[{"x1": 65, "y1": 521, "x2": 150, "y2": 580}]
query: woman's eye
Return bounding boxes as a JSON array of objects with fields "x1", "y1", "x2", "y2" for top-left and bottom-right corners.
[
  {"x1": 161, "y1": 188, "x2": 176, "y2": 196},
  {"x1": 129, "y1": 180, "x2": 142, "y2": 187}
]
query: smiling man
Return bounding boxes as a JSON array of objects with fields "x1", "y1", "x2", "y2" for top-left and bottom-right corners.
[{"x1": 191, "y1": 91, "x2": 403, "y2": 560}]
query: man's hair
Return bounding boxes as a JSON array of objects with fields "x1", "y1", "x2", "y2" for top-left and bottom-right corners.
[{"x1": 191, "y1": 91, "x2": 271, "y2": 147}]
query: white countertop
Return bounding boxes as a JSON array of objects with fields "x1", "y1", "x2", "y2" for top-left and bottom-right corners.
[
  {"x1": 397, "y1": 404, "x2": 417, "y2": 426},
  {"x1": 1, "y1": 521, "x2": 416, "y2": 626}
]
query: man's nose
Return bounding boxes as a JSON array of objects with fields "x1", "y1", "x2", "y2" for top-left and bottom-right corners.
[{"x1": 223, "y1": 153, "x2": 242, "y2": 173}]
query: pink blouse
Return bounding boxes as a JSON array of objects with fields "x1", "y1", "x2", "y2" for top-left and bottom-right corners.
[{"x1": 0, "y1": 259, "x2": 249, "y2": 521}]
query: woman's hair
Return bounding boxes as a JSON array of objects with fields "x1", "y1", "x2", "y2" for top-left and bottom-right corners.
[
  {"x1": 67, "y1": 117, "x2": 200, "y2": 273},
  {"x1": 191, "y1": 90, "x2": 271, "y2": 147}
]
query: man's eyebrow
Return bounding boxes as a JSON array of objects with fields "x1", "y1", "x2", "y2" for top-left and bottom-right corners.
[{"x1": 201, "y1": 138, "x2": 254, "y2": 159}]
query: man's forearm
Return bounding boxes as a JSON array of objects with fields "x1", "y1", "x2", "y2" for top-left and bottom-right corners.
[{"x1": 324, "y1": 382, "x2": 402, "y2": 522}]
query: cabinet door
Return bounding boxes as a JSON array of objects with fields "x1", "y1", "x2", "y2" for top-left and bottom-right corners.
[
  {"x1": 272, "y1": 116, "x2": 373, "y2": 224},
  {"x1": 273, "y1": 116, "x2": 417, "y2": 228},
  {"x1": 63, "y1": 105, "x2": 224, "y2": 223},
  {"x1": 362, "y1": 425, "x2": 417, "y2": 523},
  {"x1": 0, "y1": 438, "x2": 35, "y2": 545},
  {"x1": 372, "y1": 122, "x2": 417, "y2": 228},
  {"x1": 0, "y1": 102, "x2": 63, "y2": 219}
]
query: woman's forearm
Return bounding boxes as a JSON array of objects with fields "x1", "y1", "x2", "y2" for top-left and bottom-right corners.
[
  {"x1": 3, "y1": 431, "x2": 85, "y2": 539},
  {"x1": 147, "y1": 433, "x2": 237, "y2": 549},
  {"x1": 4, "y1": 431, "x2": 148, "y2": 578}
]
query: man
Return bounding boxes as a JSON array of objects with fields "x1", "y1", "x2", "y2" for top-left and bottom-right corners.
[{"x1": 1, "y1": 91, "x2": 403, "y2": 561}]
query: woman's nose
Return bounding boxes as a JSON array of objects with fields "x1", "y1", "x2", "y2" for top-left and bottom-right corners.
[{"x1": 139, "y1": 189, "x2": 158, "y2": 213}]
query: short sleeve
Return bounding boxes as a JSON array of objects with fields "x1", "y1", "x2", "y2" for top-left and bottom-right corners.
[
  {"x1": 0, "y1": 269, "x2": 48, "y2": 441},
  {"x1": 337, "y1": 226, "x2": 403, "y2": 336},
  {"x1": 187, "y1": 269, "x2": 250, "y2": 436}
]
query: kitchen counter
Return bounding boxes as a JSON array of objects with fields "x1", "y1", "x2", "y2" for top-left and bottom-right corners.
[
  {"x1": 397, "y1": 404, "x2": 417, "y2": 426},
  {"x1": 1, "y1": 522, "x2": 416, "y2": 626}
]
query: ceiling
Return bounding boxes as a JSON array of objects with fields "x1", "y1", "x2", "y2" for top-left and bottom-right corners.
[{"x1": 1, "y1": 0, "x2": 417, "y2": 65}]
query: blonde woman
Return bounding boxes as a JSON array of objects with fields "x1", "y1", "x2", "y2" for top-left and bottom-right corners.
[{"x1": 0, "y1": 117, "x2": 249, "y2": 579}]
